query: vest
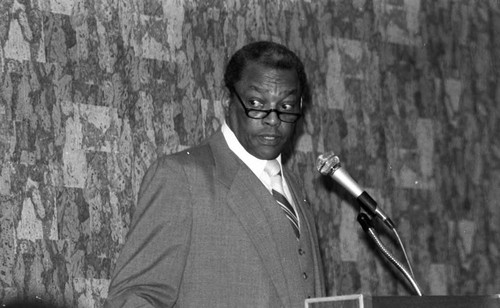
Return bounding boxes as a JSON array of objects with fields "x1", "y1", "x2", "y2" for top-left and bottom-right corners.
[{"x1": 259, "y1": 183, "x2": 318, "y2": 308}]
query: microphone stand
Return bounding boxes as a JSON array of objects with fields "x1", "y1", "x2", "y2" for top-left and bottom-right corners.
[{"x1": 357, "y1": 213, "x2": 423, "y2": 296}]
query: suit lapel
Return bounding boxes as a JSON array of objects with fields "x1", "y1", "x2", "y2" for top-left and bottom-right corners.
[
  {"x1": 208, "y1": 131, "x2": 292, "y2": 308},
  {"x1": 283, "y1": 169, "x2": 314, "y2": 233}
]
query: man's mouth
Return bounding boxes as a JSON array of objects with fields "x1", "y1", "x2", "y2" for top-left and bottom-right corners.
[{"x1": 258, "y1": 135, "x2": 282, "y2": 145}]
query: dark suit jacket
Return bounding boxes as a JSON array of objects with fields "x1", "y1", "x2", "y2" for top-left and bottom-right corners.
[{"x1": 104, "y1": 130, "x2": 325, "y2": 307}]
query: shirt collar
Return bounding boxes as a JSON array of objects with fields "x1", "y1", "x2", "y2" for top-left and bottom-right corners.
[{"x1": 221, "y1": 121, "x2": 283, "y2": 178}]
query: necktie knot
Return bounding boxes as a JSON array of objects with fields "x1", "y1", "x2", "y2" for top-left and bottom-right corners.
[{"x1": 265, "y1": 159, "x2": 281, "y2": 177}]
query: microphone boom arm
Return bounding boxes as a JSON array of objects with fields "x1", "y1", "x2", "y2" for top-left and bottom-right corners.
[{"x1": 357, "y1": 213, "x2": 423, "y2": 296}]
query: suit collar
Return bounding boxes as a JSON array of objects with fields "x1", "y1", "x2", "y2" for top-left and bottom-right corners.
[{"x1": 207, "y1": 130, "x2": 242, "y2": 188}]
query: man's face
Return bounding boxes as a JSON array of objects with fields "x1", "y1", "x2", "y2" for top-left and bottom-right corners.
[{"x1": 227, "y1": 62, "x2": 301, "y2": 160}]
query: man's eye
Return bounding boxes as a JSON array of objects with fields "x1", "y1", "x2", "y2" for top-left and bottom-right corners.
[
  {"x1": 280, "y1": 102, "x2": 296, "y2": 111},
  {"x1": 248, "y1": 99, "x2": 265, "y2": 109}
]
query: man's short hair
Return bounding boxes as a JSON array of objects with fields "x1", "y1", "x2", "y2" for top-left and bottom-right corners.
[{"x1": 224, "y1": 41, "x2": 310, "y2": 108}]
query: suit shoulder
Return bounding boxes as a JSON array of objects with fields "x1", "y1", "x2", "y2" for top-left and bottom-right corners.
[
  {"x1": 153, "y1": 142, "x2": 215, "y2": 171},
  {"x1": 139, "y1": 143, "x2": 215, "y2": 193}
]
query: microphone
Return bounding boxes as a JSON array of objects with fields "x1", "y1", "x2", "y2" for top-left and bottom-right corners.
[{"x1": 316, "y1": 152, "x2": 395, "y2": 229}]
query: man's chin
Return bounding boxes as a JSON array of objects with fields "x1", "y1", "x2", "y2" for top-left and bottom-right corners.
[{"x1": 251, "y1": 149, "x2": 282, "y2": 160}]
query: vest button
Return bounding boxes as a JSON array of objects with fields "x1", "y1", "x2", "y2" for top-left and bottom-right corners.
[
  {"x1": 303, "y1": 272, "x2": 308, "y2": 279},
  {"x1": 298, "y1": 248, "x2": 305, "y2": 255}
]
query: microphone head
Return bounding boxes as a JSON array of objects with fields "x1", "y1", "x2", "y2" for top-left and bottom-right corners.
[{"x1": 316, "y1": 151, "x2": 341, "y2": 176}]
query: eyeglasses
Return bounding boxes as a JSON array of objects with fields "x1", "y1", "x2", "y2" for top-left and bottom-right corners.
[{"x1": 232, "y1": 90, "x2": 302, "y2": 123}]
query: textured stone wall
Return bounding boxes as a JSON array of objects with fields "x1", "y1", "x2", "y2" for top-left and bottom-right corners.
[{"x1": 1, "y1": 0, "x2": 499, "y2": 307}]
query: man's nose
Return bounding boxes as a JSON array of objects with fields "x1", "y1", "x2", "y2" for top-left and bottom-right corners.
[{"x1": 263, "y1": 110, "x2": 281, "y2": 126}]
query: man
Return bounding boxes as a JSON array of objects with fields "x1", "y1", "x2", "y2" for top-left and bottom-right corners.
[{"x1": 105, "y1": 41, "x2": 325, "y2": 308}]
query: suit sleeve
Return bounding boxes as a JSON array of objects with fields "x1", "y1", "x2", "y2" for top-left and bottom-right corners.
[{"x1": 104, "y1": 157, "x2": 193, "y2": 308}]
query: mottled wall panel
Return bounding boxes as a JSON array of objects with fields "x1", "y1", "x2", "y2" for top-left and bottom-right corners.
[{"x1": 0, "y1": 0, "x2": 499, "y2": 307}]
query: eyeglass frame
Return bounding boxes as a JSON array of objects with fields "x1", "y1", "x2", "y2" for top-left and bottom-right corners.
[{"x1": 230, "y1": 88, "x2": 303, "y2": 123}]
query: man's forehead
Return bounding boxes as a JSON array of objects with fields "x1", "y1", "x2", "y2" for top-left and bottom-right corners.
[{"x1": 246, "y1": 84, "x2": 299, "y2": 97}]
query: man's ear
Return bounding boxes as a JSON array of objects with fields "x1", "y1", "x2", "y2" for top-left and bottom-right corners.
[
  {"x1": 221, "y1": 89, "x2": 231, "y2": 111},
  {"x1": 220, "y1": 90, "x2": 231, "y2": 123},
  {"x1": 221, "y1": 97, "x2": 230, "y2": 111}
]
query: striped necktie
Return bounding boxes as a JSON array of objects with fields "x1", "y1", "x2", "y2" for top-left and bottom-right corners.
[{"x1": 265, "y1": 160, "x2": 300, "y2": 239}]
